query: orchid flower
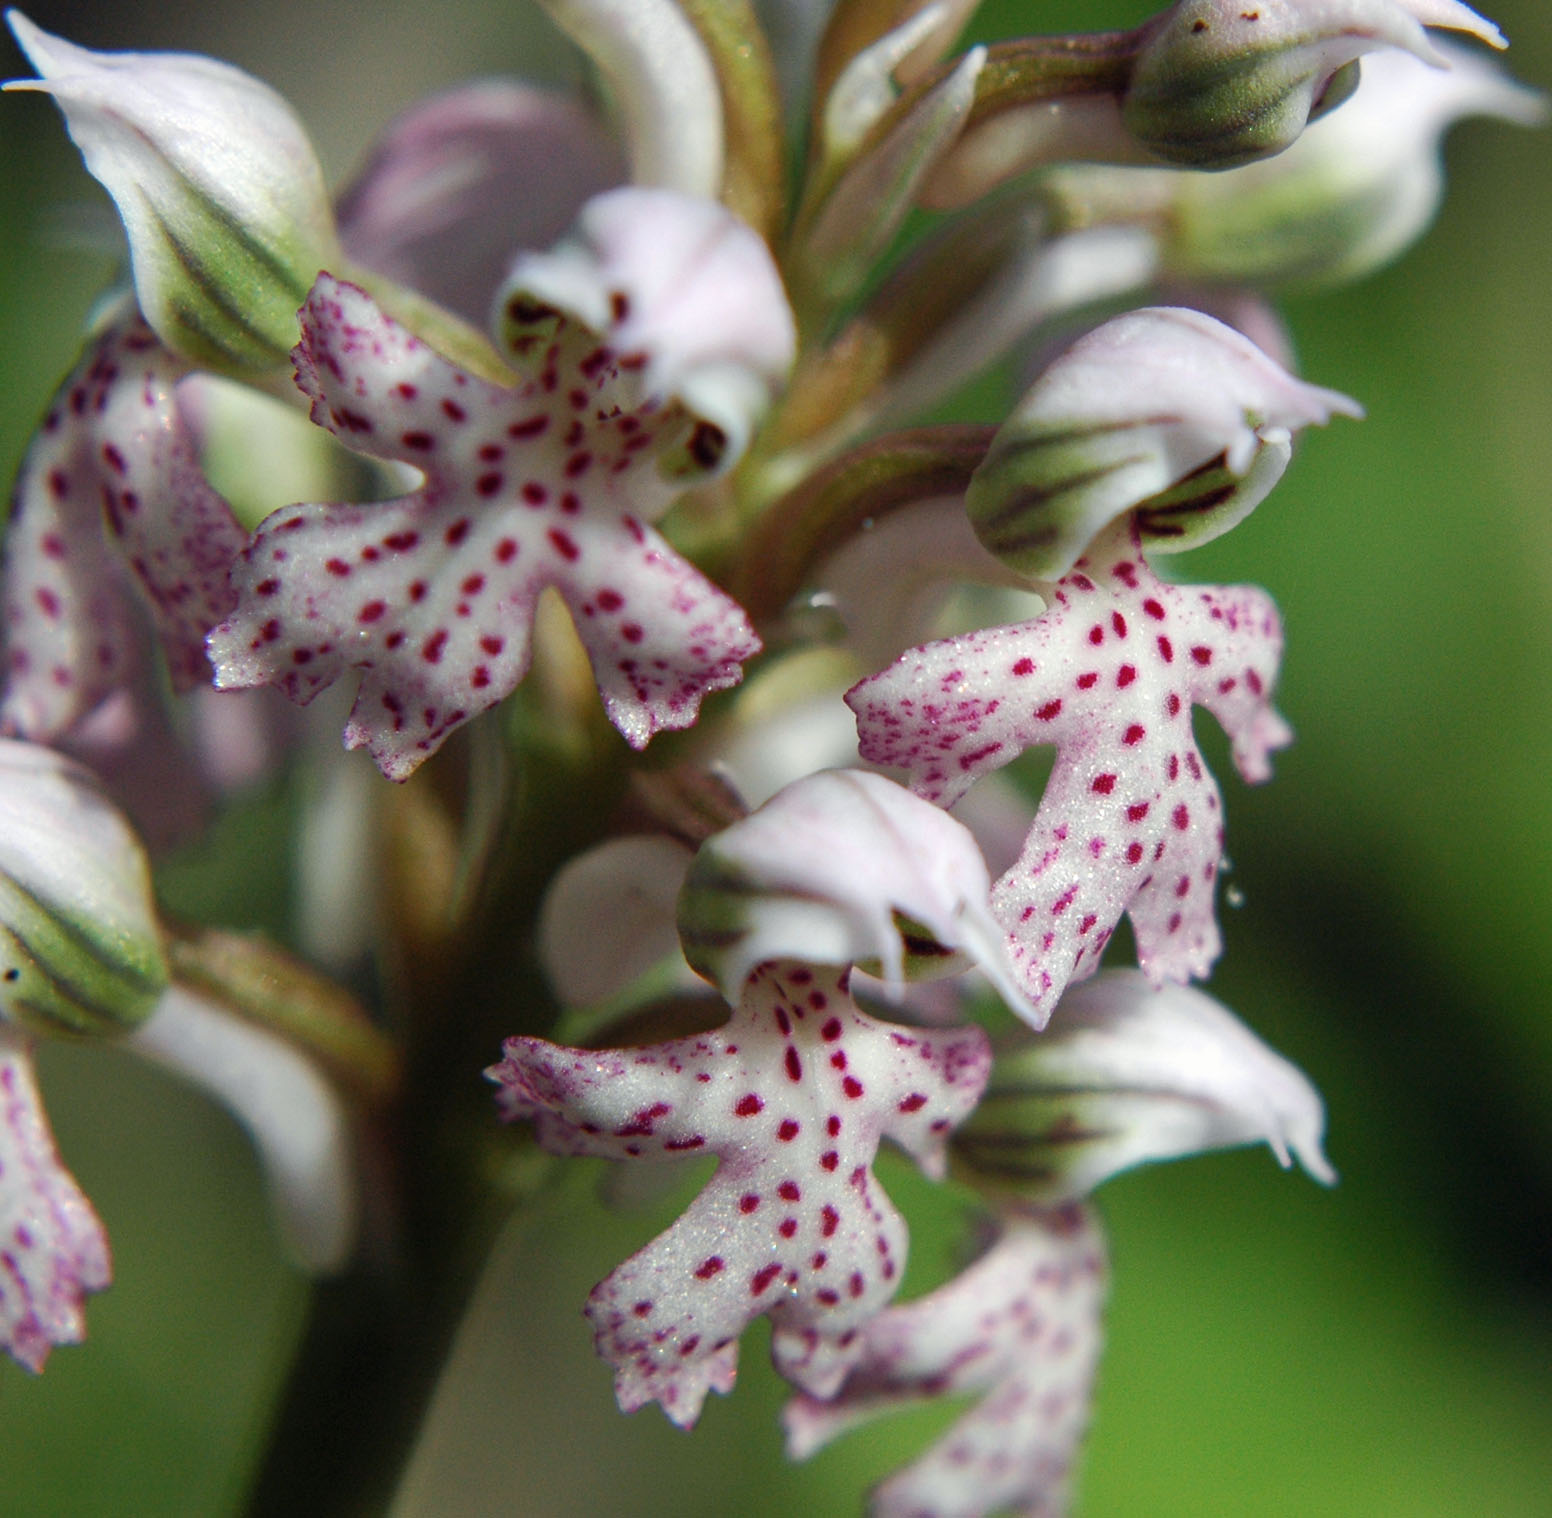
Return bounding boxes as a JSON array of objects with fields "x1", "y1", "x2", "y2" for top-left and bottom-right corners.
[
  {"x1": 490, "y1": 769, "x2": 1025, "y2": 1425},
  {"x1": 208, "y1": 188, "x2": 792, "y2": 778}
]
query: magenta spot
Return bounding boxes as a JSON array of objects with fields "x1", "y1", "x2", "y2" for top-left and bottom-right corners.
[
  {"x1": 480, "y1": 634, "x2": 505, "y2": 655},
  {"x1": 471, "y1": 665, "x2": 490, "y2": 688},
  {"x1": 778, "y1": 1118, "x2": 801, "y2": 1141},
  {"x1": 476, "y1": 472, "x2": 504, "y2": 497},
  {"x1": 1173, "y1": 804, "x2": 1190, "y2": 830},
  {"x1": 1036, "y1": 699, "x2": 1063, "y2": 721},
  {"x1": 494, "y1": 538, "x2": 518, "y2": 564},
  {"x1": 1088, "y1": 624, "x2": 1104, "y2": 645},
  {"x1": 1126, "y1": 842, "x2": 1144, "y2": 864},
  {"x1": 1191, "y1": 645, "x2": 1213, "y2": 665},
  {"x1": 784, "y1": 1047, "x2": 803, "y2": 1082},
  {"x1": 1142, "y1": 598, "x2": 1166, "y2": 620},
  {"x1": 1091, "y1": 774, "x2": 1116, "y2": 795},
  {"x1": 34, "y1": 588, "x2": 60, "y2": 618},
  {"x1": 445, "y1": 518, "x2": 471, "y2": 546},
  {"x1": 821, "y1": 1205, "x2": 840, "y2": 1237},
  {"x1": 1076, "y1": 671, "x2": 1099, "y2": 689},
  {"x1": 1123, "y1": 723, "x2": 1145, "y2": 745},
  {"x1": 521, "y1": 481, "x2": 548, "y2": 506},
  {"x1": 1012, "y1": 657, "x2": 1034, "y2": 676},
  {"x1": 778, "y1": 1180, "x2": 801, "y2": 1202},
  {"x1": 409, "y1": 580, "x2": 427, "y2": 602},
  {"x1": 441, "y1": 398, "x2": 467, "y2": 423},
  {"x1": 820, "y1": 1151, "x2": 839, "y2": 1172},
  {"x1": 779, "y1": 1218, "x2": 798, "y2": 1239},
  {"x1": 421, "y1": 630, "x2": 447, "y2": 664},
  {"x1": 1246, "y1": 668, "x2": 1265, "y2": 696},
  {"x1": 620, "y1": 622, "x2": 644, "y2": 644},
  {"x1": 395, "y1": 382, "x2": 419, "y2": 400},
  {"x1": 827, "y1": 1115, "x2": 841, "y2": 1136},
  {"x1": 1117, "y1": 664, "x2": 1137, "y2": 687},
  {"x1": 508, "y1": 414, "x2": 549, "y2": 439},
  {"x1": 633, "y1": 1300, "x2": 653, "y2": 1318},
  {"x1": 358, "y1": 600, "x2": 386, "y2": 623},
  {"x1": 1167, "y1": 692, "x2": 1183, "y2": 715},
  {"x1": 694, "y1": 1256, "x2": 724, "y2": 1280},
  {"x1": 548, "y1": 528, "x2": 580, "y2": 562},
  {"x1": 1158, "y1": 635, "x2": 1174, "y2": 662},
  {"x1": 401, "y1": 430, "x2": 435, "y2": 451},
  {"x1": 1127, "y1": 801, "x2": 1150, "y2": 822},
  {"x1": 898, "y1": 1093, "x2": 928, "y2": 1113},
  {"x1": 325, "y1": 558, "x2": 350, "y2": 577},
  {"x1": 383, "y1": 531, "x2": 419, "y2": 552},
  {"x1": 739, "y1": 1194, "x2": 761, "y2": 1214},
  {"x1": 751, "y1": 1263, "x2": 781, "y2": 1295},
  {"x1": 735, "y1": 1094, "x2": 763, "y2": 1117},
  {"x1": 596, "y1": 588, "x2": 624, "y2": 613},
  {"x1": 1112, "y1": 611, "x2": 1128, "y2": 637},
  {"x1": 842, "y1": 1076, "x2": 864, "y2": 1099}
]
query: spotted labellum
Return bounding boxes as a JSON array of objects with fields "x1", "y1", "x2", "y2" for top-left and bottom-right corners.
[{"x1": 849, "y1": 516, "x2": 1291, "y2": 1025}]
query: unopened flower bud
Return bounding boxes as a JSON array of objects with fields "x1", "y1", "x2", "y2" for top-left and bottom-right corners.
[
  {"x1": 967, "y1": 306, "x2": 1360, "y2": 580},
  {"x1": 1122, "y1": 0, "x2": 1504, "y2": 169},
  {"x1": 0, "y1": 741, "x2": 167, "y2": 1039},
  {"x1": 5, "y1": 11, "x2": 340, "y2": 377}
]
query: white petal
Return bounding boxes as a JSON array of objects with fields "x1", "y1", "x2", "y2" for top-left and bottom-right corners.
[{"x1": 127, "y1": 986, "x2": 358, "y2": 1272}]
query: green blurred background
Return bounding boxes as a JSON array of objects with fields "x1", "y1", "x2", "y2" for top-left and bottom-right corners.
[{"x1": 1, "y1": 2, "x2": 1548, "y2": 1513}]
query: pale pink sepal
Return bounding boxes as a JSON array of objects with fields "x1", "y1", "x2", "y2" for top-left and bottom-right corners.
[
  {"x1": 2, "y1": 317, "x2": 246, "y2": 742},
  {"x1": 337, "y1": 80, "x2": 624, "y2": 325},
  {"x1": 785, "y1": 1204, "x2": 1106, "y2": 1518},
  {"x1": 847, "y1": 519, "x2": 1291, "y2": 1025},
  {"x1": 0, "y1": 1026, "x2": 111, "y2": 1372},
  {"x1": 208, "y1": 231, "x2": 774, "y2": 777},
  {"x1": 488, "y1": 960, "x2": 990, "y2": 1426},
  {"x1": 974, "y1": 970, "x2": 1336, "y2": 1196}
]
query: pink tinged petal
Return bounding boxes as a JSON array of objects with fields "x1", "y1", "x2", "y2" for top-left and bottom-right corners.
[
  {"x1": 503, "y1": 187, "x2": 796, "y2": 465},
  {"x1": 1, "y1": 316, "x2": 245, "y2": 742},
  {"x1": 0, "y1": 1026, "x2": 111, "y2": 1371},
  {"x1": 847, "y1": 519, "x2": 1291, "y2": 1025},
  {"x1": 956, "y1": 970, "x2": 1335, "y2": 1199},
  {"x1": 677, "y1": 769, "x2": 1035, "y2": 1021},
  {"x1": 785, "y1": 1204, "x2": 1106, "y2": 1518},
  {"x1": 487, "y1": 961, "x2": 991, "y2": 1426},
  {"x1": 207, "y1": 255, "x2": 768, "y2": 779},
  {"x1": 969, "y1": 307, "x2": 1360, "y2": 581},
  {"x1": 336, "y1": 81, "x2": 625, "y2": 326}
]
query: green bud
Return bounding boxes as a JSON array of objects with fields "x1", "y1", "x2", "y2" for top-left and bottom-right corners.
[
  {"x1": 1122, "y1": 0, "x2": 1504, "y2": 169},
  {"x1": 0, "y1": 742, "x2": 167, "y2": 1039}
]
